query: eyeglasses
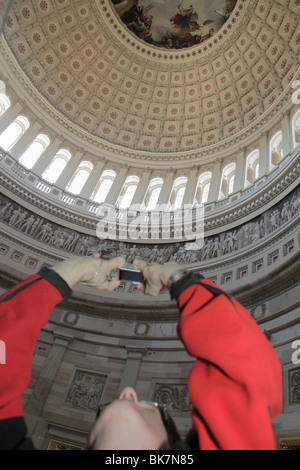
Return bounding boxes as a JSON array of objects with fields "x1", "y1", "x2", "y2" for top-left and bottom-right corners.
[
  {"x1": 139, "y1": 400, "x2": 169, "y2": 422},
  {"x1": 96, "y1": 399, "x2": 181, "y2": 447}
]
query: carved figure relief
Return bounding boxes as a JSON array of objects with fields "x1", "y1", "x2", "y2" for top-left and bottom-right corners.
[
  {"x1": 64, "y1": 370, "x2": 107, "y2": 412},
  {"x1": 153, "y1": 383, "x2": 192, "y2": 412},
  {"x1": 289, "y1": 368, "x2": 300, "y2": 406},
  {"x1": 0, "y1": 186, "x2": 299, "y2": 265}
]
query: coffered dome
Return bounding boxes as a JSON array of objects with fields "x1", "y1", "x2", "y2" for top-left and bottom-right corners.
[{"x1": 2, "y1": 0, "x2": 299, "y2": 160}]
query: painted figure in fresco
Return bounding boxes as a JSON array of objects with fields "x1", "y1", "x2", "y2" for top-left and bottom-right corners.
[
  {"x1": 170, "y1": 2, "x2": 195, "y2": 29},
  {"x1": 169, "y1": 1, "x2": 213, "y2": 39},
  {"x1": 113, "y1": 0, "x2": 140, "y2": 19},
  {"x1": 112, "y1": 0, "x2": 238, "y2": 50}
]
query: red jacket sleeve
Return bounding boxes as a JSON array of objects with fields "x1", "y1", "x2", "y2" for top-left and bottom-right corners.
[
  {"x1": 0, "y1": 270, "x2": 71, "y2": 420},
  {"x1": 176, "y1": 278, "x2": 283, "y2": 450}
]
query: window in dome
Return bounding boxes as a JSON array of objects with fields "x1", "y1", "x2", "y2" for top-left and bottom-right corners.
[
  {"x1": 201, "y1": 182, "x2": 210, "y2": 204},
  {"x1": 42, "y1": 149, "x2": 72, "y2": 184},
  {"x1": 270, "y1": 131, "x2": 283, "y2": 170},
  {"x1": 228, "y1": 174, "x2": 235, "y2": 194},
  {"x1": 66, "y1": 160, "x2": 94, "y2": 195},
  {"x1": 144, "y1": 177, "x2": 164, "y2": 210},
  {"x1": 147, "y1": 187, "x2": 161, "y2": 210},
  {"x1": 92, "y1": 169, "x2": 116, "y2": 204},
  {"x1": 292, "y1": 110, "x2": 300, "y2": 149},
  {"x1": 118, "y1": 175, "x2": 140, "y2": 209},
  {"x1": 219, "y1": 163, "x2": 236, "y2": 199},
  {"x1": 245, "y1": 150, "x2": 260, "y2": 188},
  {"x1": 194, "y1": 172, "x2": 212, "y2": 204},
  {"x1": 169, "y1": 176, "x2": 187, "y2": 210},
  {"x1": 173, "y1": 186, "x2": 186, "y2": 209},
  {"x1": 0, "y1": 115, "x2": 30, "y2": 151},
  {"x1": 0, "y1": 93, "x2": 11, "y2": 117},
  {"x1": 18, "y1": 134, "x2": 50, "y2": 169}
]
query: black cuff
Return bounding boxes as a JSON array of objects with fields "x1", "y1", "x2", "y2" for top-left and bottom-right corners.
[
  {"x1": 0, "y1": 417, "x2": 35, "y2": 450},
  {"x1": 169, "y1": 272, "x2": 204, "y2": 300},
  {"x1": 38, "y1": 267, "x2": 73, "y2": 301}
]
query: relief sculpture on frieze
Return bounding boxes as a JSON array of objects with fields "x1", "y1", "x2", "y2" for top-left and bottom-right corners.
[
  {"x1": 64, "y1": 370, "x2": 107, "y2": 412},
  {"x1": 153, "y1": 383, "x2": 192, "y2": 412}
]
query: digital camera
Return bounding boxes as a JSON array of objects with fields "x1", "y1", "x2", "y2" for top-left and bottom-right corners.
[{"x1": 118, "y1": 263, "x2": 144, "y2": 285}]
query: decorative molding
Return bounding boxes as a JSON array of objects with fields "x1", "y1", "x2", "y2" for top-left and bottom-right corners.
[
  {"x1": 47, "y1": 440, "x2": 83, "y2": 451},
  {"x1": 63, "y1": 311, "x2": 80, "y2": 326},
  {"x1": 279, "y1": 437, "x2": 300, "y2": 451}
]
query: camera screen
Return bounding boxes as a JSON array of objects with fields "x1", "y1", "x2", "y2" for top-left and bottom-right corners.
[{"x1": 119, "y1": 268, "x2": 143, "y2": 284}]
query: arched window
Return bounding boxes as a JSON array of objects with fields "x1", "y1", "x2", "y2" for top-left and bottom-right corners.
[
  {"x1": 194, "y1": 172, "x2": 212, "y2": 204},
  {"x1": 0, "y1": 115, "x2": 30, "y2": 151},
  {"x1": 42, "y1": 149, "x2": 72, "y2": 184},
  {"x1": 92, "y1": 169, "x2": 116, "y2": 203},
  {"x1": 270, "y1": 131, "x2": 283, "y2": 169},
  {"x1": 219, "y1": 163, "x2": 236, "y2": 199},
  {"x1": 0, "y1": 93, "x2": 11, "y2": 117},
  {"x1": 245, "y1": 150, "x2": 260, "y2": 187},
  {"x1": 169, "y1": 176, "x2": 187, "y2": 210},
  {"x1": 118, "y1": 175, "x2": 140, "y2": 209},
  {"x1": 66, "y1": 160, "x2": 94, "y2": 195},
  {"x1": 144, "y1": 177, "x2": 164, "y2": 210},
  {"x1": 292, "y1": 110, "x2": 300, "y2": 149},
  {"x1": 18, "y1": 134, "x2": 50, "y2": 169}
]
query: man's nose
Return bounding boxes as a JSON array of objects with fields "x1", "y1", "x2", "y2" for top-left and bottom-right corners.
[{"x1": 119, "y1": 386, "x2": 139, "y2": 403}]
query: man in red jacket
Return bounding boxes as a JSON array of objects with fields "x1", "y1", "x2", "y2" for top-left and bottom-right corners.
[{"x1": 0, "y1": 254, "x2": 282, "y2": 450}]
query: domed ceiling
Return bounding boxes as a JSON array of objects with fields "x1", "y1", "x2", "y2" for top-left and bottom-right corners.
[{"x1": 1, "y1": 0, "x2": 300, "y2": 157}]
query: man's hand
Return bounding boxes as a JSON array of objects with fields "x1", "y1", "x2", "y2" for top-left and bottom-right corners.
[
  {"x1": 132, "y1": 259, "x2": 184, "y2": 296},
  {"x1": 52, "y1": 254, "x2": 125, "y2": 291}
]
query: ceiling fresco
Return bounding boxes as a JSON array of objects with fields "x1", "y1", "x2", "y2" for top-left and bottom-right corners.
[{"x1": 111, "y1": 0, "x2": 238, "y2": 49}]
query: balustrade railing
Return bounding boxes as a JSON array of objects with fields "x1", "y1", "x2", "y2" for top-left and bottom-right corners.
[{"x1": 0, "y1": 146, "x2": 299, "y2": 240}]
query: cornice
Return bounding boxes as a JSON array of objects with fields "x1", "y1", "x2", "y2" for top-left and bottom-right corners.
[
  {"x1": 1, "y1": 147, "x2": 299, "y2": 239},
  {"x1": 232, "y1": 254, "x2": 300, "y2": 313},
  {"x1": 196, "y1": 216, "x2": 300, "y2": 274}
]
